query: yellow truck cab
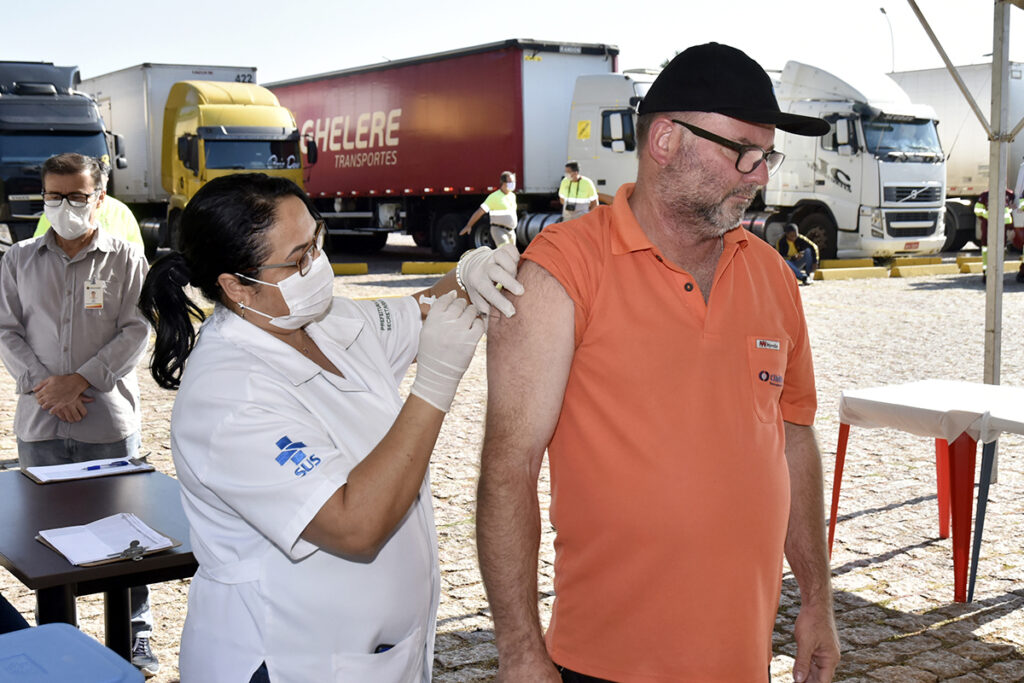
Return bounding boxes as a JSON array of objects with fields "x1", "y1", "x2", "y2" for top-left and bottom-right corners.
[{"x1": 162, "y1": 81, "x2": 313, "y2": 242}]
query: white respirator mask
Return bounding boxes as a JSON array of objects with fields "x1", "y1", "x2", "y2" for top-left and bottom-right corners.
[
  {"x1": 236, "y1": 253, "x2": 335, "y2": 330},
  {"x1": 506, "y1": 181, "x2": 516, "y2": 192},
  {"x1": 44, "y1": 202, "x2": 96, "y2": 240}
]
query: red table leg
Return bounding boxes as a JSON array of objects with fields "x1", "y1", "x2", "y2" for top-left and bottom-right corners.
[
  {"x1": 828, "y1": 423, "x2": 850, "y2": 558},
  {"x1": 935, "y1": 439, "x2": 951, "y2": 539},
  {"x1": 947, "y1": 432, "x2": 977, "y2": 603}
]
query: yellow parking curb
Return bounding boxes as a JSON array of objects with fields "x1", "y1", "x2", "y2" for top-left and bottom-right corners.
[
  {"x1": 814, "y1": 267, "x2": 889, "y2": 280},
  {"x1": 890, "y1": 264, "x2": 961, "y2": 277},
  {"x1": 401, "y1": 262, "x2": 457, "y2": 275},
  {"x1": 959, "y1": 261, "x2": 1022, "y2": 274},
  {"x1": 956, "y1": 255, "x2": 982, "y2": 267},
  {"x1": 892, "y1": 256, "x2": 942, "y2": 267},
  {"x1": 332, "y1": 263, "x2": 369, "y2": 275},
  {"x1": 820, "y1": 258, "x2": 873, "y2": 269}
]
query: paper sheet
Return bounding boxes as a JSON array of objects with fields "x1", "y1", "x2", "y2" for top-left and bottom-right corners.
[{"x1": 38, "y1": 513, "x2": 173, "y2": 566}]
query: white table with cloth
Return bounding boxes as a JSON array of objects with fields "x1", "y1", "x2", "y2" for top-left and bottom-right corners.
[{"x1": 827, "y1": 379, "x2": 1024, "y2": 602}]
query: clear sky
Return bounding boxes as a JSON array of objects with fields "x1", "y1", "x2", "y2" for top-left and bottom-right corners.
[{"x1": 1, "y1": 0, "x2": 1019, "y2": 85}]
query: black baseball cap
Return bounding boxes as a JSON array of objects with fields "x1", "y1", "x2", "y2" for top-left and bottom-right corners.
[{"x1": 638, "y1": 42, "x2": 830, "y2": 137}]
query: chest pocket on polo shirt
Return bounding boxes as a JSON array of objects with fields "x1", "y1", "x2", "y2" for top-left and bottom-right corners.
[{"x1": 747, "y1": 335, "x2": 788, "y2": 423}]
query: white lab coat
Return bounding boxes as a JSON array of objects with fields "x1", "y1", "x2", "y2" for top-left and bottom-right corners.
[{"x1": 172, "y1": 297, "x2": 438, "y2": 683}]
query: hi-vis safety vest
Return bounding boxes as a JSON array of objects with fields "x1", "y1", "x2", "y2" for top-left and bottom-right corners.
[
  {"x1": 559, "y1": 175, "x2": 598, "y2": 209},
  {"x1": 974, "y1": 198, "x2": 1013, "y2": 224},
  {"x1": 482, "y1": 189, "x2": 517, "y2": 229}
]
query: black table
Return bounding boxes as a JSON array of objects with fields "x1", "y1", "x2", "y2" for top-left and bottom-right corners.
[{"x1": 0, "y1": 470, "x2": 197, "y2": 659}]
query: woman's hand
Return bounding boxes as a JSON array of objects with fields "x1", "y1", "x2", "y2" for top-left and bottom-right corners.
[
  {"x1": 410, "y1": 292, "x2": 484, "y2": 412},
  {"x1": 457, "y1": 244, "x2": 525, "y2": 318}
]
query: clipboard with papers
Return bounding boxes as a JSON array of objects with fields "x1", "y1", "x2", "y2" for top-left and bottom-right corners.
[
  {"x1": 36, "y1": 512, "x2": 180, "y2": 567},
  {"x1": 21, "y1": 456, "x2": 154, "y2": 484}
]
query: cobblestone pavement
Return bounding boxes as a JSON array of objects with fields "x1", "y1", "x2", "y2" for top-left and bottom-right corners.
[{"x1": 1, "y1": 270, "x2": 1023, "y2": 682}]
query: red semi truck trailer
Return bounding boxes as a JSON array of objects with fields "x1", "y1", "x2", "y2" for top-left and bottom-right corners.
[{"x1": 267, "y1": 39, "x2": 620, "y2": 259}]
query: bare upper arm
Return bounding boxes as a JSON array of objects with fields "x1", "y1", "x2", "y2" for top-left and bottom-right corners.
[{"x1": 483, "y1": 260, "x2": 575, "y2": 474}]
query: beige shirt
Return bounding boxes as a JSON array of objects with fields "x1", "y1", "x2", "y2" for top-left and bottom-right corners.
[{"x1": 0, "y1": 230, "x2": 150, "y2": 443}]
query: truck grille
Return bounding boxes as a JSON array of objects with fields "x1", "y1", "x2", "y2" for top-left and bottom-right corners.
[
  {"x1": 886, "y1": 211, "x2": 938, "y2": 237},
  {"x1": 7, "y1": 194, "x2": 43, "y2": 219},
  {"x1": 884, "y1": 186, "x2": 942, "y2": 203}
]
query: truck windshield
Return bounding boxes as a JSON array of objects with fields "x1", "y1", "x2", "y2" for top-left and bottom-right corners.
[
  {"x1": 861, "y1": 119, "x2": 942, "y2": 159},
  {"x1": 0, "y1": 133, "x2": 108, "y2": 164},
  {"x1": 204, "y1": 140, "x2": 301, "y2": 170}
]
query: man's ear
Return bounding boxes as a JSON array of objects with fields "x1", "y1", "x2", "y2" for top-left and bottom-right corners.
[
  {"x1": 217, "y1": 273, "x2": 248, "y2": 305},
  {"x1": 89, "y1": 190, "x2": 106, "y2": 222},
  {"x1": 647, "y1": 117, "x2": 681, "y2": 168}
]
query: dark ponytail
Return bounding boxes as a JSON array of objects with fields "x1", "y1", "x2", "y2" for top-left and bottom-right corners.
[
  {"x1": 138, "y1": 252, "x2": 205, "y2": 389},
  {"x1": 139, "y1": 173, "x2": 319, "y2": 390}
]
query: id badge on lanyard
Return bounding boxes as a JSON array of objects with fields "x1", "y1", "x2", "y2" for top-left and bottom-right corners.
[{"x1": 84, "y1": 264, "x2": 105, "y2": 310}]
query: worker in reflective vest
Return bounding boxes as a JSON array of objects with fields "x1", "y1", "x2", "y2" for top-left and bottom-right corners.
[
  {"x1": 974, "y1": 188, "x2": 1014, "y2": 243},
  {"x1": 976, "y1": 189, "x2": 1023, "y2": 283},
  {"x1": 460, "y1": 171, "x2": 518, "y2": 247},
  {"x1": 558, "y1": 161, "x2": 598, "y2": 222}
]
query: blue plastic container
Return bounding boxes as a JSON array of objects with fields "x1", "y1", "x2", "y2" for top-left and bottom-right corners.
[{"x1": 0, "y1": 623, "x2": 143, "y2": 682}]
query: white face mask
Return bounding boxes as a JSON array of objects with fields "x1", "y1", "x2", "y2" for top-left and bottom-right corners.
[
  {"x1": 506, "y1": 181, "x2": 516, "y2": 192},
  {"x1": 44, "y1": 202, "x2": 95, "y2": 240},
  {"x1": 236, "y1": 253, "x2": 335, "y2": 330}
]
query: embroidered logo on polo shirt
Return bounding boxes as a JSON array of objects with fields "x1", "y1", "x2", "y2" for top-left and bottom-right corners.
[
  {"x1": 756, "y1": 339, "x2": 781, "y2": 350},
  {"x1": 758, "y1": 370, "x2": 784, "y2": 387},
  {"x1": 275, "y1": 436, "x2": 322, "y2": 478}
]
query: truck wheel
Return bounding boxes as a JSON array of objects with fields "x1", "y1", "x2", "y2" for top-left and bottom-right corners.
[
  {"x1": 799, "y1": 212, "x2": 837, "y2": 260},
  {"x1": 330, "y1": 233, "x2": 388, "y2": 254},
  {"x1": 941, "y1": 205, "x2": 969, "y2": 252},
  {"x1": 432, "y1": 213, "x2": 465, "y2": 260},
  {"x1": 471, "y1": 221, "x2": 496, "y2": 250}
]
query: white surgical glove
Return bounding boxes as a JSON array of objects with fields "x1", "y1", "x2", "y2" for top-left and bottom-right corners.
[
  {"x1": 410, "y1": 291, "x2": 485, "y2": 412},
  {"x1": 456, "y1": 243, "x2": 525, "y2": 318}
]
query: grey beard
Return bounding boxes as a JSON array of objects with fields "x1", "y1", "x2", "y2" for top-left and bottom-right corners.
[{"x1": 687, "y1": 188, "x2": 757, "y2": 239}]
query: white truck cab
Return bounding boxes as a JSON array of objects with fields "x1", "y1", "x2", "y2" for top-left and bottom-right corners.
[
  {"x1": 758, "y1": 62, "x2": 947, "y2": 258},
  {"x1": 565, "y1": 70, "x2": 656, "y2": 204}
]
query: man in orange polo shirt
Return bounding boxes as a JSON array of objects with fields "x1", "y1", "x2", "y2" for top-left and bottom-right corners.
[{"x1": 477, "y1": 43, "x2": 840, "y2": 683}]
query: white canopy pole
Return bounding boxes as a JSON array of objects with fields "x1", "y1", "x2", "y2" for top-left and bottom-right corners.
[
  {"x1": 906, "y1": 0, "x2": 1020, "y2": 481},
  {"x1": 985, "y1": 3, "x2": 1011, "y2": 388}
]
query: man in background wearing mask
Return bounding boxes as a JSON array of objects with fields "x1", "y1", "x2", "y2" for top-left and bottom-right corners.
[
  {"x1": 460, "y1": 171, "x2": 518, "y2": 247},
  {"x1": 32, "y1": 158, "x2": 145, "y2": 254},
  {"x1": 0, "y1": 153, "x2": 158, "y2": 677}
]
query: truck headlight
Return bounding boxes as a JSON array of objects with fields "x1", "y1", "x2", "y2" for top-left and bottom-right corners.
[{"x1": 860, "y1": 207, "x2": 884, "y2": 237}]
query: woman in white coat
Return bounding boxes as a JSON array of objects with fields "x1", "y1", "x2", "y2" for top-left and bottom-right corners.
[{"x1": 139, "y1": 173, "x2": 522, "y2": 682}]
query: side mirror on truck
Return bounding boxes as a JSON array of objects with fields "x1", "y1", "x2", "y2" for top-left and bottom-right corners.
[
  {"x1": 177, "y1": 135, "x2": 190, "y2": 164},
  {"x1": 177, "y1": 135, "x2": 199, "y2": 176},
  {"x1": 114, "y1": 134, "x2": 128, "y2": 169},
  {"x1": 305, "y1": 134, "x2": 318, "y2": 166},
  {"x1": 835, "y1": 120, "x2": 850, "y2": 146}
]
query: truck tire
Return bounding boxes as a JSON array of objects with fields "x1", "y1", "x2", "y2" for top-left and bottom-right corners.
[
  {"x1": 941, "y1": 204, "x2": 969, "y2": 252},
  {"x1": 946, "y1": 201, "x2": 977, "y2": 250},
  {"x1": 799, "y1": 212, "x2": 837, "y2": 260},
  {"x1": 411, "y1": 230, "x2": 431, "y2": 248},
  {"x1": 432, "y1": 213, "x2": 466, "y2": 260},
  {"x1": 471, "y1": 221, "x2": 496, "y2": 250},
  {"x1": 330, "y1": 233, "x2": 388, "y2": 254}
]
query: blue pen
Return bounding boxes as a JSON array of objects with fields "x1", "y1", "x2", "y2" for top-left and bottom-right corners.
[{"x1": 84, "y1": 460, "x2": 131, "y2": 471}]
